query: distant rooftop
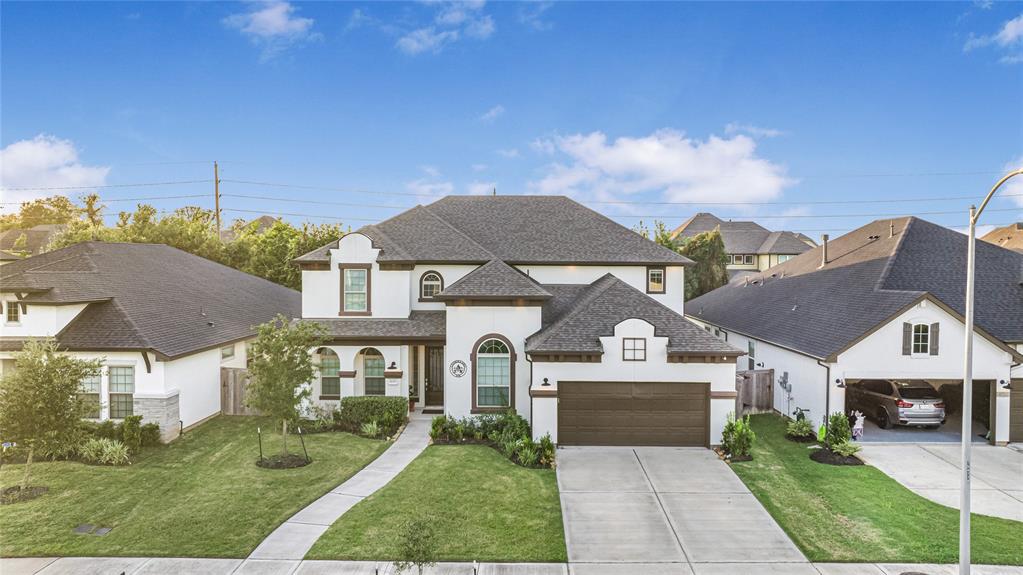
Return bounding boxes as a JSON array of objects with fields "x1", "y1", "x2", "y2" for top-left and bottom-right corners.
[{"x1": 670, "y1": 213, "x2": 815, "y2": 255}]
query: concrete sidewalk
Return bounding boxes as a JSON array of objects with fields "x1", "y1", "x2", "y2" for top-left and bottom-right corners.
[
  {"x1": 859, "y1": 443, "x2": 1023, "y2": 522},
  {"x1": 247, "y1": 414, "x2": 432, "y2": 561},
  {"x1": 6, "y1": 557, "x2": 1023, "y2": 575}
]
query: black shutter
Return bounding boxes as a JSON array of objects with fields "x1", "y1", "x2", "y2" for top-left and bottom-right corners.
[
  {"x1": 930, "y1": 322, "x2": 940, "y2": 355},
  {"x1": 902, "y1": 322, "x2": 912, "y2": 355}
]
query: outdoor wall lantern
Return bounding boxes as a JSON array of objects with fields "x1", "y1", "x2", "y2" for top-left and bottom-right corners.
[
  {"x1": 388, "y1": 361, "x2": 397, "y2": 369},
  {"x1": 1001, "y1": 380, "x2": 1011, "y2": 390},
  {"x1": 542, "y1": 377, "x2": 551, "y2": 386},
  {"x1": 835, "y1": 378, "x2": 846, "y2": 388}
]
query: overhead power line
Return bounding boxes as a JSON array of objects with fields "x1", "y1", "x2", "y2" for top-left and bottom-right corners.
[
  {"x1": 3, "y1": 179, "x2": 213, "y2": 192},
  {"x1": 0, "y1": 194, "x2": 209, "y2": 206}
]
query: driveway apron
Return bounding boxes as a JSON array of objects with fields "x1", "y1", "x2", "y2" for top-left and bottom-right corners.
[{"x1": 556, "y1": 446, "x2": 806, "y2": 571}]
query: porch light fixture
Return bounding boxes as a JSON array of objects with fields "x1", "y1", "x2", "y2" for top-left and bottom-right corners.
[
  {"x1": 388, "y1": 361, "x2": 397, "y2": 369},
  {"x1": 835, "y1": 378, "x2": 845, "y2": 388},
  {"x1": 959, "y1": 167, "x2": 1023, "y2": 575},
  {"x1": 542, "y1": 377, "x2": 550, "y2": 387},
  {"x1": 1001, "y1": 380, "x2": 1011, "y2": 390}
]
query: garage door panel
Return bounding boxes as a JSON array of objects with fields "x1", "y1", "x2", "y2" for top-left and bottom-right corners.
[
  {"x1": 559, "y1": 381, "x2": 709, "y2": 447},
  {"x1": 1011, "y1": 382, "x2": 1023, "y2": 443}
]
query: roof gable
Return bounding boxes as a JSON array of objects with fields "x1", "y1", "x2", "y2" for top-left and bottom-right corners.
[{"x1": 435, "y1": 260, "x2": 551, "y2": 301}]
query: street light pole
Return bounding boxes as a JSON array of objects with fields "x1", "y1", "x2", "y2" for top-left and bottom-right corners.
[{"x1": 959, "y1": 167, "x2": 1023, "y2": 575}]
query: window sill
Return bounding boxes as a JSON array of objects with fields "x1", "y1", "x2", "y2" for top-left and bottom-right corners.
[
  {"x1": 418, "y1": 296, "x2": 438, "y2": 303},
  {"x1": 319, "y1": 395, "x2": 340, "y2": 401},
  {"x1": 645, "y1": 289, "x2": 665, "y2": 295},
  {"x1": 339, "y1": 311, "x2": 372, "y2": 317},
  {"x1": 471, "y1": 407, "x2": 509, "y2": 414}
]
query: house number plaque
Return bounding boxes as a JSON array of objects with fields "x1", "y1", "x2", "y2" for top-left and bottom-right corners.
[{"x1": 449, "y1": 360, "x2": 467, "y2": 377}]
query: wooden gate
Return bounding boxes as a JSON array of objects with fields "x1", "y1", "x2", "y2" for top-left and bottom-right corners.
[
  {"x1": 735, "y1": 369, "x2": 774, "y2": 416},
  {"x1": 221, "y1": 367, "x2": 259, "y2": 415}
]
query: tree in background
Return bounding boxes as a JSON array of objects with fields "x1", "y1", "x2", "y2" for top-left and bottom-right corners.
[
  {"x1": 678, "y1": 229, "x2": 729, "y2": 300},
  {"x1": 244, "y1": 316, "x2": 325, "y2": 459},
  {"x1": 0, "y1": 339, "x2": 101, "y2": 492}
]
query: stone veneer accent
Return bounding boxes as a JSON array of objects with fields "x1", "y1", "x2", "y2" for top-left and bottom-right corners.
[{"x1": 134, "y1": 393, "x2": 180, "y2": 442}]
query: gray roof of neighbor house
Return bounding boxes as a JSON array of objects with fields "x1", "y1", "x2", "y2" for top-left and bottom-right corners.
[
  {"x1": 0, "y1": 242, "x2": 301, "y2": 358},
  {"x1": 434, "y1": 260, "x2": 552, "y2": 301},
  {"x1": 0, "y1": 224, "x2": 65, "y2": 256},
  {"x1": 525, "y1": 274, "x2": 743, "y2": 357},
  {"x1": 0, "y1": 250, "x2": 21, "y2": 262},
  {"x1": 687, "y1": 217, "x2": 1023, "y2": 360},
  {"x1": 982, "y1": 222, "x2": 1023, "y2": 253},
  {"x1": 671, "y1": 213, "x2": 814, "y2": 255},
  {"x1": 296, "y1": 195, "x2": 692, "y2": 266},
  {"x1": 303, "y1": 311, "x2": 446, "y2": 342}
]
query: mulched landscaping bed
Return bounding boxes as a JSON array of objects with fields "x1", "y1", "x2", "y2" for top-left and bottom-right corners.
[
  {"x1": 1, "y1": 486, "x2": 49, "y2": 505},
  {"x1": 256, "y1": 454, "x2": 311, "y2": 469},
  {"x1": 809, "y1": 448, "x2": 863, "y2": 466}
]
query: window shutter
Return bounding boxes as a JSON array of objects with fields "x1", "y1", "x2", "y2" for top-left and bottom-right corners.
[
  {"x1": 930, "y1": 322, "x2": 939, "y2": 355},
  {"x1": 902, "y1": 322, "x2": 912, "y2": 355}
]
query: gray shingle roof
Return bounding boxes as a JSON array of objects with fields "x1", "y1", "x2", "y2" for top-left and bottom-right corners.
[
  {"x1": 0, "y1": 225, "x2": 65, "y2": 256},
  {"x1": 0, "y1": 242, "x2": 301, "y2": 358},
  {"x1": 526, "y1": 274, "x2": 743, "y2": 356},
  {"x1": 435, "y1": 260, "x2": 552, "y2": 300},
  {"x1": 297, "y1": 195, "x2": 691, "y2": 266},
  {"x1": 302, "y1": 311, "x2": 445, "y2": 341},
  {"x1": 672, "y1": 212, "x2": 814, "y2": 255},
  {"x1": 687, "y1": 217, "x2": 1023, "y2": 360}
]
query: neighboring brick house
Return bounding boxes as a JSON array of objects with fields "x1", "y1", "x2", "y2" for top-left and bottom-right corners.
[
  {"x1": 295, "y1": 195, "x2": 743, "y2": 446},
  {"x1": 0, "y1": 242, "x2": 300, "y2": 440},
  {"x1": 670, "y1": 213, "x2": 815, "y2": 280}
]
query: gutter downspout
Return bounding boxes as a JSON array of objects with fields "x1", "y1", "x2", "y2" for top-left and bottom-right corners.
[{"x1": 817, "y1": 359, "x2": 831, "y2": 430}]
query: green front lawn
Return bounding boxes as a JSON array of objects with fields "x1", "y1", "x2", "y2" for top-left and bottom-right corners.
[
  {"x1": 0, "y1": 416, "x2": 387, "y2": 558},
  {"x1": 730, "y1": 415, "x2": 1023, "y2": 564},
  {"x1": 306, "y1": 445, "x2": 567, "y2": 562}
]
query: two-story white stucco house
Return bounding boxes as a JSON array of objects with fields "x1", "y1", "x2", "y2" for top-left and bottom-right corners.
[
  {"x1": 687, "y1": 217, "x2": 1023, "y2": 445},
  {"x1": 294, "y1": 195, "x2": 743, "y2": 446},
  {"x1": 0, "y1": 242, "x2": 301, "y2": 441}
]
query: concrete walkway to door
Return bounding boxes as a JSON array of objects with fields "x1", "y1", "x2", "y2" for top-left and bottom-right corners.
[
  {"x1": 557, "y1": 446, "x2": 810, "y2": 574},
  {"x1": 248, "y1": 414, "x2": 432, "y2": 561}
]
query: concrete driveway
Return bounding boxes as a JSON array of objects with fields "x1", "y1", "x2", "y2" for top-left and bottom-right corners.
[
  {"x1": 858, "y1": 444, "x2": 1023, "y2": 522},
  {"x1": 557, "y1": 447, "x2": 809, "y2": 574}
]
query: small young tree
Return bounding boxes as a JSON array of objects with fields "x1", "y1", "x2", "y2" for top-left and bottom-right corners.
[
  {"x1": 0, "y1": 339, "x2": 101, "y2": 490},
  {"x1": 679, "y1": 230, "x2": 729, "y2": 299},
  {"x1": 393, "y1": 517, "x2": 437, "y2": 575},
  {"x1": 244, "y1": 315, "x2": 325, "y2": 457}
]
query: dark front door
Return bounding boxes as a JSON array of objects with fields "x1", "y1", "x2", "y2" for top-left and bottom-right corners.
[{"x1": 425, "y1": 346, "x2": 445, "y2": 406}]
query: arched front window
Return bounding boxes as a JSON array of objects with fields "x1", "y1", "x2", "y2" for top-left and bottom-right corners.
[
  {"x1": 318, "y1": 348, "x2": 340, "y2": 398},
  {"x1": 420, "y1": 271, "x2": 444, "y2": 300},
  {"x1": 912, "y1": 323, "x2": 929, "y2": 355},
  {"x1": 474, "y1": 336, "x2": 512, "y2": 409},
  {"x1": 362, "y1": 348, "x2": 386, "y2": 396}
]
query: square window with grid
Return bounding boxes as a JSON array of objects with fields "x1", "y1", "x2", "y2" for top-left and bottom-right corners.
[
  {"x1": 108, "y1": 366, "x2": 134, "y2": 418},
  {"x1": 476, "y1": 356, "x2": 510, "y2": 407},
  {"x1": 80, "y1": 373, "x2": 101, "y2": 418},
  {"x1": 647, "y1": 268, "x2": 665, "y2": 293},
  {"x1": 5, "y1": 302, "x2": 20, "y2": 323},
  {"x1": 623, "y1": 338, "x2": 646, "y2": 361}
]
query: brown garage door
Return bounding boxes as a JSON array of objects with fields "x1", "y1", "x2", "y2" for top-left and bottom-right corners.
[
  {"x1": 558, "y1": 381, "x2": 709, "y2": 447},
  {"x1": 1011, "y1": 380, "x2": 1023, "y2": 443}
]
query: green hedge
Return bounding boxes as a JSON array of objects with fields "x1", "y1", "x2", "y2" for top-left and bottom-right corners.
[{"x1": 337, "y1": 396, "x2": 408, "y2": 436}]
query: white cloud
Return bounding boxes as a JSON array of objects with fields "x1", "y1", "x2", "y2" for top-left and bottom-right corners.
[
  {"x1": 518, "y1": 2, "x2": 554, "y2": 31},
  {"x1": 479, "y1": 104, "x2": 505, "y2": 123},
  {"x1": 529, "y1": 129, "x2": 795, "y2": 205},
  {"x1": 724, "y1": 122, "x2": 785, "y2": 139},
  {"x1": 496, "y1": 148, "x2": 520, "y2": 158},
  {"x1": 531, "y1": 138, "x2": 556, "y2": 155},
  {"x1": 223, "y1": 1, "x2": 320, "y2": 61},
  {"x1": 467, "y1": 180, "x2": 496, "y2": 195},
  {"x1": 471, "y1": 163, "x2": 488, "y2": 172},
  {"x1": 420, "y1": 165, "x2": 442, "y2": 178},
  {"x1": 396, "y1": 1, "x2": 494, "y2": 55},
  {"x1": 406, "y1": 178, "x2": 454, "y2": 197},
  {"x1": 964, "y1": 13, "x2": 1023, "y2": 63},
  {"x1": 0, "y1": 135, "x2": 110, "y2": 207}
]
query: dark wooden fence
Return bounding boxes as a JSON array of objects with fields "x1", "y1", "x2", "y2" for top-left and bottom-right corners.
[
  {"x1": 735, "y1": 369, "x2": 774, "y2": 415},
  {"x1": 221, "y1": 367, "x2": 258, "y2": 415}
]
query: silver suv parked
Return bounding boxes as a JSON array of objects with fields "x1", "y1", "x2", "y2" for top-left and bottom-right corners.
[{"x1": 846, "y1": 379, "x2": 946, "y2": 429}]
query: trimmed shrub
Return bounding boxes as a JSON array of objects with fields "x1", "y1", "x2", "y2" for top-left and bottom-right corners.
[
  {"x1": 721, "y1": 412, "x2": 756, "y2": 459},
  {"x1": 831, "y1": 440, "x2": 861, "y2": 458},
  {"x1": 360, "y1": 421, "x2": 381, "y2": 438},
  {"x1": 338, "y1": 396, "x2": 407, "y2": 437},
  {"x1": 785, "y1": 418, "x2": 815, "y2": 440},
  {"x1": 429, "y1": 410, "x2": 553, "y2": 468},
  {"x1": 825, "y1": 411, "x2": 852, "y2": 449},
  {"x1": 122, "y1": 415, "x2": 143, "y2": 453},
  {"x1": 79, "y1": 438, "x2": 131, "y2": 466},
  {"x1": 140, "y1": 423, "x2": 162, "y2": 446}
]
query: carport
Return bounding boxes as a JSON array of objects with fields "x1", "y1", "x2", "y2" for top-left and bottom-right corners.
[{"x1": 850, "y1": 378, "x2": 995, "y2": 444}]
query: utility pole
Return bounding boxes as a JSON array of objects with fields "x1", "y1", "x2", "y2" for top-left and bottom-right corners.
[{"x1": 213, "y1": 161, "x2": 222, "y2": 238}]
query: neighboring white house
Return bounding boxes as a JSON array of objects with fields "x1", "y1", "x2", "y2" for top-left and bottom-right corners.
[
  {"x1": 295, "y1": 195, "x2": 743, "y2": 446},
  {"x1": 0, "y1": 242, "x2": 301, "y2": 441},
  {"x1": 687, "y1": 217, "x2": 1023, "y2": 445}
]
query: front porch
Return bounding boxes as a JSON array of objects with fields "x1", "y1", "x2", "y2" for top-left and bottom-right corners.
[{"x1": 311, "y1": 343, "x2": 447, "y2": 413}]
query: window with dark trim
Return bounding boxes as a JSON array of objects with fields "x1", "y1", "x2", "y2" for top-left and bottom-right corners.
[
  {"x1": 646, "y1": 266, "x2": 665, "y2": 294},
  {"x1": 363, "y1": 348, "x2": 385, "y2": 395},
  {"x1": 5, "y1": 302, "x2": 20, "y2": 324},
  {"x1": 319, "y1": 348, "x2": 341, "y2": 398},
  {"x1": 108, "y1": 366, "x2": 134, "y2": 419},
  {"x1": 340, "y1": 264, "x2": 371, "y2": 315},
  {"x1": 623, "y1": 338, "x2": 646, "y2": 361},
  {"x1": 475, "y1": 338, "x2": 511, "y2": 407},
  {"x1": 419, "y1": 271, "x2": 444, "y2": 300},
  {"x1": 80, "y1": 372, "x2": 102, "y2": 418}
]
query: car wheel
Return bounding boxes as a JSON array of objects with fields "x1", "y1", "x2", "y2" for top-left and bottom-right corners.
[{"x1": 877, "y1": 408, "x2": 892, "y2": 429}]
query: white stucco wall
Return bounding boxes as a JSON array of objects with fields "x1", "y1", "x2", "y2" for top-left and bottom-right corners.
[
  {"x1": 311, "y1": 344, "x2": 409, "y2": 404},
  {"x1": 530, "y1": 318, "x2": 737, "y2": 444},
  {"x1": 444, "y1": 305, "x2": 542, "y2": 421},
  {"x1": 301, "y1": 233, "x2": 413, "y2": 319},
  {"x1": 516, "y1": 265, "x2": 686, "y2": 315},
  {"x1": 410, "y1": 265, "x2": 477, "y2": 311},
  {"x1": 0, "y1": 299, "x2": 88, "y2": 337},
  {"x1": 163, "y1": 347, "x2": 224, "y2": 428}
]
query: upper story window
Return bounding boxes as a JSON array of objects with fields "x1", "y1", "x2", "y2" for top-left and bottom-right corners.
[
  {"x1": 778, "y1": 255, "x2": 794, "y2": 263},
  {"x1": 623, "y1": 338, "x2": 646, "y2": 361},
  {"x1": 220, "y1": 344, "x2": 235, "y2": 361},
  {"x1": 420, "y1": 271, "x2": 444, "y2": 300},
  {"x1": 730, "y1": 254, "x2": 756, "y2": 265},
  {"x1": 5, "y1": 301, "x2": 20, "y2": 324},
  {"x1": 340, "y1": 265, "x2": 371, "y2": 315},
  {"x1": 903, "y1": 321, "x2": 939, "y2": 356},
  {"x1": 646, "y1": 266, "x2": 665, "y2": 294},
  {"x1": 747, "y1": 340, "x2": 757, "y2": 371}
]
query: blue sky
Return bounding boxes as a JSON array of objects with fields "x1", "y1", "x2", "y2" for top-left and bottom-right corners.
[{"x1": 2, "y1": 1, "x2": 1021, "y2": 238}]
